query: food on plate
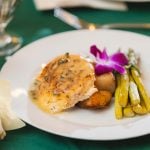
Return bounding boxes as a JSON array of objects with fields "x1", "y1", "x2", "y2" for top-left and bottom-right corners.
[
  {"x1": 0, "y1": 80, "x2": 26, "y2": 140},
  {"x1": 115, "y1": 49, "x2": 150, "y2": 119},
  {"x1": 78, "y1": 72, "x2": 115, "y2": 109},
  {"x1": 131, "y1": 68, "x2": 150, "y2": 112},
  {"x1": 29, "y1": 45, "x2": 150, "y2": 120},
  {"x1": 118, "y1": 72, "x2": 129, "y2": 107},
  {"x1": 132, "y1": 101, "x2": 147, "y2": 115},
  {"x1": 95, "y1": 72, "x2": 116, "y2": 93},
  {"x1": 114, "y1": 75, "x2": 123, "y2": 119},
  {"x1": 129, "y1": 74, "x2": 140, "y2": 106},
  {"x1": 123, "y1": 104, "x2": 135, "y2": 118},
  {"x1": 78, "y1": 90, "x2": 112, "y2": 109},
  {"x1": 29, "y1": 53, "x2": 97, "y2": 113}
]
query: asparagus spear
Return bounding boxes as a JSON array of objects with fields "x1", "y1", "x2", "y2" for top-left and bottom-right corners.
[
  {"x1": 114, "y1": 49, "x2": 149, "y2": 118},
  {"x1": 118, "y1": 72, "x2": 129, "y2": 107},
  {"x1": 123, "y1": 104, "x2": 135, "y2": 117},
  {"x1": 131, "y1": 68, "x2": 150, "y2": 112},
  {"x1": 129, "y1": 75, "x2": 140, "y2": 106},
  {"x1": 114, "y1": 74, "x2": 123, "y2": 119},
  {"x1": 128, "y1": 49, "x2": 150, "y2": 112},
  {"x1": 132, "y1": 101, "x2": 147, "y2": 115},
  {"x1": 127, "y1": 49, "x2": 139, "y2": 70}
]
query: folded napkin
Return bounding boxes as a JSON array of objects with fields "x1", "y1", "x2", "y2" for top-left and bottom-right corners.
[
  {"x1": 33, "y1": 0, "x2": 128, "y2": 11},
  {"x1": 0, "y1": 80, "x2": 25, "y2": 140}
]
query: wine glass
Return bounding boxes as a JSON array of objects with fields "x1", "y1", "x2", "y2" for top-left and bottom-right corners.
[{"x1": 0, "y1": 0, "x2": 22, "y2": 56}]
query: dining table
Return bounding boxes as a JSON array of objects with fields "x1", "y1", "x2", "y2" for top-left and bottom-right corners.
[{"x1": 0, "y1": 0, "x2": 150, "y2": 149}]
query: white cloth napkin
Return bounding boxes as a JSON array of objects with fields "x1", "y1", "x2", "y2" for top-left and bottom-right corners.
[
  {"x1": 0, "y1": 80, "x2": 25, "y2": 140},
  {"x1": 33, "y1": 0, "x2": 128, "y2": 11}
]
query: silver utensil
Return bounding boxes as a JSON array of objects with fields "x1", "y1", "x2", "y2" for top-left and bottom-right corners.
[{"x1": 54, "y1": 8, "x2": 150, "y2": 30}]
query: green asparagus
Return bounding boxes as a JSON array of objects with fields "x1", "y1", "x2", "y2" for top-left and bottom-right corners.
[
  {"x1": 131, "y1": 68, "x2": 150, "y2": 112},
  {"x1": 123, "y1": 104, "x2": 135, "y2": 117},
  {"x1": 129, "y1": 75, "x2": 140, "y2": 106},
  {"x1": 118, "y1": 72, "x2": 129, "y2": 107},
  {"x1": 114, "y1": 74, "x2": 123, "y2": 119}
]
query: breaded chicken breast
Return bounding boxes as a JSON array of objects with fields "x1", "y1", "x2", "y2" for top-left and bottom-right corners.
[{"x1": 30, "y1": 53, "x2": 97, "y2": 113}]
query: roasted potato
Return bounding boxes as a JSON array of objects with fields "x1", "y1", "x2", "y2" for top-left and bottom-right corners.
[
  {"x1": 78, "y1": 90, "x2": 112, "y2": 109},
  {"x1": 95, "y1": 72, "x2": 116, "y2": 93}
]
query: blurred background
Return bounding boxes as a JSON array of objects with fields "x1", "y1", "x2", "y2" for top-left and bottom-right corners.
[{"x1": 9, "y1": 0, "x2": 150, "y2": 46}]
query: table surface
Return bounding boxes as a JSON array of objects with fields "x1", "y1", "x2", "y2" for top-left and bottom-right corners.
[{"x1": 0, "y1": 0, "x2": 150, "y2": 149}]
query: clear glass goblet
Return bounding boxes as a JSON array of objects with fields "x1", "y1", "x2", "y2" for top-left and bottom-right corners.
[{"x1": 0, "y1": 0, "x2": 22, "y2": 56}]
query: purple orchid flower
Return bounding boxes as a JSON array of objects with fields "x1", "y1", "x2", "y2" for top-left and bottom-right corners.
[{"x1": 90, "y1": 45, "x2": 128, "y2": 75}]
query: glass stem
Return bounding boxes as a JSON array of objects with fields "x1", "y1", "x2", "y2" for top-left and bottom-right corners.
[
  {"x1": 0, "y1": 26, "x2": 5, "y2": 35},
  {"x1": 0, "y1": 21, "x2": 8, "y2": 35},
  {"x1": 0, "y1": 23, "x2": 12, "y2": 48}
]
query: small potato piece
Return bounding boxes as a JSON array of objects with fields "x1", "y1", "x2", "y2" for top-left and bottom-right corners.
[
  {"x1": 95, "y1": 72, "x2": 116, "y2": 93},
  {"x1": 78, "y1": 91, "x2": 112, "y2": 109}
]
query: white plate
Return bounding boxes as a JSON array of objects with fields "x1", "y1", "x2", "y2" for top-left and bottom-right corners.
[{"x1": 1, "y1": 29, "x2": 150, "y2": 140}]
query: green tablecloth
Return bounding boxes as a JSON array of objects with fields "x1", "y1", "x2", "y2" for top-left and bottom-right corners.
[{"x1": 0, "y1": 0, "x2": 150, "y2": 149}]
